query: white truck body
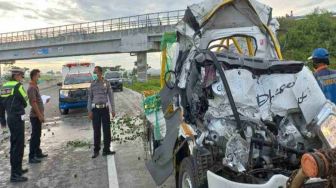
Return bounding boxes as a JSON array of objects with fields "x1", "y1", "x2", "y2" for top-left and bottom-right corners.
[{"x1": 61, "y1": 62, "x2": 95, "y2": 82}]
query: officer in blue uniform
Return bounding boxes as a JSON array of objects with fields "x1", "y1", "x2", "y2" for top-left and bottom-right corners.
[
  {"x1": 311, "y1": 48, "x2": 336, "y2": 104},
  {"x1": 1, "y1": 68, "x2": 29, "y2": 182}
]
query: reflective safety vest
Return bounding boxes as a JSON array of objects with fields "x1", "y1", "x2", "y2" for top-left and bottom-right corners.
[
  {"x1": 314, "y1": 68, "x2": 336, "y2": 104},
  {"x1": 0, "y1": 81, "x2": 28, "y2": 115}
]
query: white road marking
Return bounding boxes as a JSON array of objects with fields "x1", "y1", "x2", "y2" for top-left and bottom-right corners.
[{"x1": 107, "y1": 144, "x2": 119, "y2": 188}]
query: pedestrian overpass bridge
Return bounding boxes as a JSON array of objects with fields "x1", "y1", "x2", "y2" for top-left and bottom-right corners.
[{"x1": 0, "y1": 10, "x2": 185, "y2": 81}]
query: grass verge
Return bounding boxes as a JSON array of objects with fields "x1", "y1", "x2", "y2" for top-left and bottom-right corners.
[{"x1": 125, "y1": 76, "x2": 161, "y2": 94}]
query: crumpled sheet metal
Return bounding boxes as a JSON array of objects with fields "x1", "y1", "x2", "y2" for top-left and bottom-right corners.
[
  {"x1": 177, "y1": 50, "x2": 194, "y2": 89},
  {"x1": 145, "y1": 86, "x2": 181, "y2": 186},
  {"x1": 224, "y1": 134, "x2": 249, "y2": 172},
  {"x1": 184, "y1": 0, "x2": 272, "y2": 31},
  {"x1": 207, "y1": 67, "x2": 327, "y2": 123},
  {"x1": 292, "y1": 67, "x2": 326, "y2": 123}
]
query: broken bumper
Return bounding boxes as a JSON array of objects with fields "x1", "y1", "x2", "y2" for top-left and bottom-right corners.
[
  {"x1": 207, "y1": 171, "x2": 327, "y2": 188},
  {"x1": 59, "y1": 101, "x2": 87, "y2": 110},
  {"x1": 207, "y1": 171, "x2": 288, "y2": 188},
  {"x1": 59, "y1": 88, "x2": 88, "y2": 110}
]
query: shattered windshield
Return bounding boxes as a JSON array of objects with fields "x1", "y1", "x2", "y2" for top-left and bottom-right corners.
[
  {"x1": 64, "y1": 73, "x2": 93, "y2": 85},
  {"x1": 105, "y1": 72, "x2": 121, "y2": 79}
]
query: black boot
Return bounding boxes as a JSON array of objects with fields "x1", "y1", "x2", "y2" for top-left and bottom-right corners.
[
  {"x1": 10, "y1": 174, "x2": 28, "y2": 182},
  {"x1": 102, "y1": 150, "x2": 116, "y2": 156},
  {"x1": 36, "y1": 153, "x2": 48, "y2": 159},
  {"x1": 92, "y1": 152, "x2": 99, "y2": 159},
  {"x1": 29, "y1": 157, "x2": 41, "y2": 164},
  {"x1": 19, "y1": 168, "x2": 29, "y2": 175}
]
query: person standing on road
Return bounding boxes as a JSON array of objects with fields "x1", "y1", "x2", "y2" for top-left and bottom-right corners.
[
  {"x1": 27, "y1": 69, "x2": 48, "y2": 164},
  {"x1": 88, "y1": 66, "x2": 116, "y2": 158},
  {"x1": 0, "y1": 68, "x2": 29, "y2": 182},
  {"x1": 311, "y1": 48, "x2": 336, "y2": 104}
]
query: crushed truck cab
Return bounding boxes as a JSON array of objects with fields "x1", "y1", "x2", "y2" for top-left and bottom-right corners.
[
  {"x1": 59, "y1": 63, "x2": 94, "y2": 115},
  {"x1": 143, "y1": 0, "x2": 332, "y2": 188}
]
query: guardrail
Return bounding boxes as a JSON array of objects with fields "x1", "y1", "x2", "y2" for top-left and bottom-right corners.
[{"x1": 0, "y1": 10, "x2": 185, "y2": 44}]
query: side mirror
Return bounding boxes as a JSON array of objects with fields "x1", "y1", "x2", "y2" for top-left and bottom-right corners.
[{"x1": 57, "y1": 82, "x2": 62, "y2": 86}]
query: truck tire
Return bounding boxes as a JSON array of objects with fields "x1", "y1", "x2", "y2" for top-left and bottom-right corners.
[
  {"x1": 146, "y1": 125, "x2": 160, "y2": 158},
  {"x1": 120, "y1": 86, "x2": 123, "y2": 91},
  {"x1": 60, "y1": 109, "x2": 69, "y2": 115},
  {"x1": 178, "y1": 157, "x2": 201, "y2": 188},
  {"x1": 147, "y1": 127, "x2": 155, "y2": 158}
]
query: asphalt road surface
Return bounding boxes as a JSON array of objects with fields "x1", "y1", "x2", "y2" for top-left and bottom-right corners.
[{"x1": 0, "y1": 84, "x2": 175, "y2": 188}]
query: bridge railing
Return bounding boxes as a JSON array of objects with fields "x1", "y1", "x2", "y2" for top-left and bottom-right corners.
[{"x1": 0, "y1": 10, "x2": 185, "y2": 44}]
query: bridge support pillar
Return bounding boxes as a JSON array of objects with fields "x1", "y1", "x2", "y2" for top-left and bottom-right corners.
[{"x1": 136, "y1": 52, "x2": 147, "y2": 82}]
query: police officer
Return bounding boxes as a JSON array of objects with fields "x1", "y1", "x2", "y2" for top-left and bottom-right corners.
[
  {"x1": 311, "y1": 48, "x2": 336, "y2": 104},
  {"x1": 88, "y1": 66, "x2": 116, "y2": 158},
  {"x1": 0, "y1": 68, "x2": 29, "y2": 182}
]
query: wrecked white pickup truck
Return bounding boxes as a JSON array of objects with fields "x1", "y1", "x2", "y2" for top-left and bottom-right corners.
[{"x1": 143, "y1": 0, "x2": 336, "y2": 187}]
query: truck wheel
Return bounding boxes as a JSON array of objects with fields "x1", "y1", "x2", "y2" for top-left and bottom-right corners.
[
  {"x1": 147, "y1": 126, "x2": 160, "y2": 158},
  {"x1": 148, "y1": 127, "x2": 155, "y2": 157},
  {"x1": 60, "y1": 109, "x2": 69, "y2": 115},
  {"x1": 178, "y1": 157, "x2": 200, "y2": 188},
  {"x1": 120, "y1": 86, "x2": 123, "y2": 91}
]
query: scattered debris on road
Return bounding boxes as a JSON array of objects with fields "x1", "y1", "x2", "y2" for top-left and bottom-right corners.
[
  {"x1": 66, "y1": 140, "x2": 91, "y2": 148},
  {"x1": 111, "y1": 115, "x2": 144, "y2": 144}
]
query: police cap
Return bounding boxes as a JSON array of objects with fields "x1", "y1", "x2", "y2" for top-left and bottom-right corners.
[{"x1": 9, "y1": 68, "x2": 25, "y2": 76}]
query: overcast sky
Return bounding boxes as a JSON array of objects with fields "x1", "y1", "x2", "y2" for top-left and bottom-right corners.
[{"x1": 0, "y1": 0, "x2": 335, "y2": 72}]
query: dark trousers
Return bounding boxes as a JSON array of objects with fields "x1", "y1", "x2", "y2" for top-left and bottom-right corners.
[
  {"x1": 7, "y1": 115, "x2": 25, "y2": 176},
  {"x1": 92, "y1": 107, "x2": 111, "y2": 153},
  {"x1": 29, "y1": 117, "x2": 42, "y2": 159},
  {"x1": 0, "y1": 105, "x2": 6, "y2": 127}
]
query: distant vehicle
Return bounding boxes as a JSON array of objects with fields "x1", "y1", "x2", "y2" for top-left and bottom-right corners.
[
  {"x1": 58, "y1": 62, "x2": 94, "y2": 115},
  {"x1": 105, "y1": 71, "x2": 123, "y2": 91}
]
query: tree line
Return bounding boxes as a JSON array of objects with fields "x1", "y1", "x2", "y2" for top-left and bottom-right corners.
[{"x1": 277, "y1": 11, "x2": 336, "y2": 68}]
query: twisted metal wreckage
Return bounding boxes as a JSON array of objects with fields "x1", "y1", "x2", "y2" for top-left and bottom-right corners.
[{"x1": 142, "y1": 0, "x2": 336, "y2": 187}]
